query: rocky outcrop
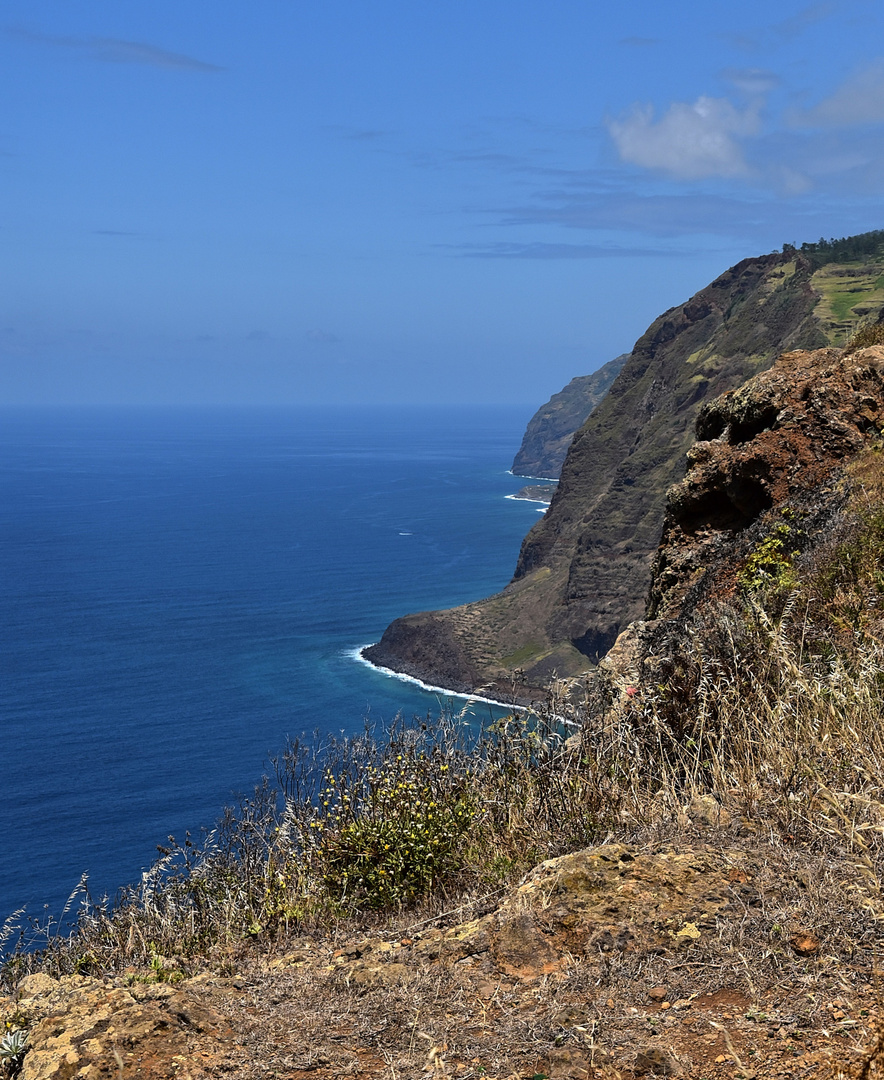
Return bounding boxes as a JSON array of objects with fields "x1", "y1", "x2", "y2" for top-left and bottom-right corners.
[
  {"x1": 511, "y1": 354, "x2": 629, "y2": 478},
  {"x1": 513, "y1": 484, "x2": 556, "y2": 504},
  {"x1": 369, "y1": 247, "x2": 861, "y2": 698},
  {"x1": 648, "y1": 344, "x2": 884, "y2": 622},
  {"x1": 2, "y1": 973, "x2": 232, "y2": 1079},
  {"x1": 403, "y1": 843, "x2": 758, "y2": 979},
  {"x1": 587, "y1": 343, "x2": 884, "y2": 724}
]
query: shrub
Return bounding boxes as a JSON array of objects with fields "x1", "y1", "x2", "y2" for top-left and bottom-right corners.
[
  {"x1": 737, "y1": 522, "x2": 800, "y2": 593},
  {"x1": 289, "y1": 725, "x2": 478, "y2": 909},
  {"x1": 845, "y1": 322, "x2": 884, "y2": 354}
]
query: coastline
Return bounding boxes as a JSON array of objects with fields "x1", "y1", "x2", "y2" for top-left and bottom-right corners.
[
  {"x1": 504, "y1": 469, "x2": 559, "y2": 482},
  {"x1": 350, "y1": 645, "x2": 526, "y2": 712},
  {"x1": 505, "y1": 479, "x2": 557, "y2": 509},
  {"x1": 504, "y1": 493, "x2": 550, "y2": 509}
]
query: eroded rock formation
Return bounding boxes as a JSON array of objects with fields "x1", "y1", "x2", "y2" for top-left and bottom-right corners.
[{"x1": 649, "y1": 344, "x2": 884, "y2": 621}]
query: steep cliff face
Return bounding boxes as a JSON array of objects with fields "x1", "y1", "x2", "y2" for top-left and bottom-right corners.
[
  {"x1": 511, "y1": 354, "x2": 628, "y2": 478},
  {"x1": 366, "y1": 242, "x2": 884, "y2": 700}
]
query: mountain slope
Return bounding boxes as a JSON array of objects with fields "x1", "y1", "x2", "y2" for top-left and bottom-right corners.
[
  {"x1": 366, "y1": 239, "x2": 884, "y2": 699},
  {"x1": 510, "y1": 353, "x2": 628, "y2": 478}
]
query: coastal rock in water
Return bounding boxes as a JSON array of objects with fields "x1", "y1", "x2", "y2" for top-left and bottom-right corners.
[
  {"x1": 511, "y1": 353, "x2": 629, "y2": 478},
  {"x1": 513, "y1": 483, "x2": 557, "y2": 504}
]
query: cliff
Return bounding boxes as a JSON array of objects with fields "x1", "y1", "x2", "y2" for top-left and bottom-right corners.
[
  {"x1": 510, "y1": 353, "x2": 628, "y2": 478},
  {"x1": 648, "y1": 344, "x2": 884, "y2": 623},
  {"x1": 368, "y1": 241, "x2": 884, "y2": 698}
]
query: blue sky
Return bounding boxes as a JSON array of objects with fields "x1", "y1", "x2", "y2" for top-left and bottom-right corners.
[{"x1": 3, "y1": 1, "x2": 884, "y2": 405}]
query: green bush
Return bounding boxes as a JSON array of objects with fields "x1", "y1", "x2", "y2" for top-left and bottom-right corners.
[
  {"x1": 738, "y1": 523, "x2": 800, "y2": 593},
  {"x1": 302, "y1": 745, "x2": 477, "y2": 909}
]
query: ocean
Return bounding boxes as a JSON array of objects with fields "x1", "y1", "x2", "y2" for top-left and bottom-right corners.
[{"x1": 0, "y1": 404, "x2": 545, "y2": 922}]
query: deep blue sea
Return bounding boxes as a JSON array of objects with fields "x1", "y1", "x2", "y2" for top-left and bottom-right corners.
[{"x1": 0, "y1": 405, "x2": 545, "y2": 922}]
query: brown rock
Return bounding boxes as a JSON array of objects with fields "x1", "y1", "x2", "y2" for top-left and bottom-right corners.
[
  {"x1": 650, "y1": 345, "x2": 884, "y2": 621},
  {"x1": 648, "y1": 986, "x2": 668, "y2": 1002},
  {"x1": 12, "y1": 974, "x2": 231, "y2": 1080},
  {"x1": 347, "y1": 962, "x2": 410, "y2": 988},
  {"x1": 790, "y1": 931, "x2": 821, "y2": 956},
  {"x1": 412, "y1": 842, "x2": 753, "y2": 980},
  {"x1": 17, "y1": 975, "x2": 58, "y2": 1000},
  {"x1": 634, "y1": 1045, "x2": 682, "y2": 1075},
  {"x1": 685, "y1": 794, "x2": 732, "y2": 827},
  {"x1": 544, "y1": 1045, "x2": 592, "y2": 1079},
  {"x1": 490, "y1": 914, "x2": 558, "y2": 978}
]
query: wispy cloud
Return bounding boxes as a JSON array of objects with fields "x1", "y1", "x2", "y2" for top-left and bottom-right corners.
[
  {"x1": 342, "y1": 129, "x2": 386, "y2": 142},
  {"x1": 306, "y1": 329, "x2": 340, "y2": 343},
  {"x1": 723, "y1": 3, "x2": 836, "y2": 51},
  {"x1": 6, "y1": 26, "x2": 223, "y2": 72},
  {"x1": 607, "y1": 96, "x2": 760, "y2": 179},
  {"x1": 448, "y1": 241, "x2": 700, "y2": 259},
  {"x1": 491, "y1": 190, "x2": 772, "y2": 238},
  {"x1": 792, "y1": 59, "x2": 884, "y2": 127},
  {"x1": 722, "y1": 67, "x2": 780, "y2": 95},
  {"x1": 771, "y1": 2, "x2": 835, "y2": 41}
]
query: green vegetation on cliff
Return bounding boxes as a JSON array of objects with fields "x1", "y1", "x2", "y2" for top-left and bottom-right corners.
[{"x1": 789, "y1": 228, "x2": 884, "y2": 267}]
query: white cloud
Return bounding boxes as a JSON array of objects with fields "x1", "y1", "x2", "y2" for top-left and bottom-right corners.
[
  {"x1": 607, "y1": 97, "x2": 760, "y2": 179},
  {"x1": 795, "y1": 59, "x2": 884, "y2": 127}
]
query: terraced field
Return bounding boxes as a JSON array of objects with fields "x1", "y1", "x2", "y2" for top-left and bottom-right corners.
[{"x1": 812, "y1": 261, "x2": 884, "y2": 343}]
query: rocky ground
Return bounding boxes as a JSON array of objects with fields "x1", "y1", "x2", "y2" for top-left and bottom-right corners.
[{"x1": 5, "y1": 821, "x2": 884, "y2": 1079}]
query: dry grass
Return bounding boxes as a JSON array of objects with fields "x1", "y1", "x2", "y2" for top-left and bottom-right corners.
[{"x1": 845, "y1": 323, "x2": 884, "y2": 354}]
